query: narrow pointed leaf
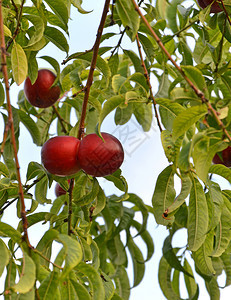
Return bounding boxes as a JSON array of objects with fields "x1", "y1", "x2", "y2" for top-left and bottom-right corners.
[
  {"x1": 11, "y1": 43, "x2": 28, "y2": 85},
  {"x1": 188, "y1": 177, "x2": 208, "y2": 251},
  {"x1": 152, "y1": 165, "x2": 176, "y2": 225}
]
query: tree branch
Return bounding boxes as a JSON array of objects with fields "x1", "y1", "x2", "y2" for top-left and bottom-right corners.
[
  {"x1": 0, "y1": 2, "x2": 32, "y2": 248},
  {"x1": 135, "y1": 33, "x2": 162, "y2": 132},
  {"x1": 77, "y1": 0, "x2": 111, "y2": 140},
  {"x1": 131, "y1": 0, "x2": 231, "y2": 142}
]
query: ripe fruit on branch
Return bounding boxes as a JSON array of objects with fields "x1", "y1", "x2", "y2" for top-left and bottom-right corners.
[
  {"x1": 197, "y1": 0, "x2": 222, "y2": 13},
  {"x1": 55, "y1": 180, "x2": 71, "y2": 197},
  {"x1": 41, "y1": 136, "x2": 81, "y2": 176},
  {"x1": 77, "y1": 132, "x2": 124, "y2": 177},
  {"x1": 24, "y1": 69, "x2": 61, "y2": 108},
  {"x1": 212, "y1": 146, "x2": 231, "y2": 167}
]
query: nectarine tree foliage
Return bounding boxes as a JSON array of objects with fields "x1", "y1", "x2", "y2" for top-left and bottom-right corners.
[{"x1": 0, "y1": 0, "x2": 231, "y2": 299}]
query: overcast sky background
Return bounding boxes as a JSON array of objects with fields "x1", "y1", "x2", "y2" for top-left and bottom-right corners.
[{"x1": 0, "y1": 0, "x2": 231, "y2": 299}]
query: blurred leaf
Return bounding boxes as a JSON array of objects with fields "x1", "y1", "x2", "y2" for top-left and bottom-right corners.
[
  {"x1": 13, "y1": 252, "x2": 36, "y2": 294},
  {"x1": 77, "y1": 262, "x2": 105, "y2": 300},
  {"x1": 24, "y1": 14, "x2": 44, "y2": 48},
  {"x1": 0, "y1": 239, "x2": 9, "y2": 277},
  {"x1": 115, "y1": 0, "x2": 140, "y2": 41},
  {"x1": 44, "y1": 0, "x2": 68, "y2": 26},
  {"x1": 209, "y1": 164, "x2": 231, "y2": 183},
  {"x1": 127, "y1": 235, "x2": 145, "y2": 288},
  {"x1": 38, "y1": 271, "x2": 59, "y2": 299}
]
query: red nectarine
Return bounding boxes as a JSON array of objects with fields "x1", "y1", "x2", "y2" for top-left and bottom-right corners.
[
  {"x1": 41, "y1": 136, "x2": 81, "y2": 176},
  {"x1": 24, "y1": 69, "x2": 60, "y2": 108},
  {"x1": 77, "y1": 133, "x2": 124, "y2": 177}
]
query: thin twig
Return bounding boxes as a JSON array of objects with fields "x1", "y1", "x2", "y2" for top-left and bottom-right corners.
[
  {"x1": 52, "y1": 105, "x2": 68, "y2": 134},
  {"x1": 135, "y1": 33, "x2": 162, "y2": 132},
  {"x1": 6, "y1": 0, "x2": 26, "y2": 50},
  {"x1": 77, "y1": 0, "x2": 111, "y2": 140},
  {"x1": 108, "y1": 27, "x2": 127, "y2": 60},
  {"x1": 0, "y1": 1, "x2": 31, "y2": 247},
  {"x1": 32, "y1": 248, "x2": 63, "y2": 270},
  {"x1": 0, "y1": 174, "x2": 46, "y2": 215},
  {"x1": 131, "y1": 0, "x2": 231, "y2": 142},
  {"x1": 67, "y1": 178, "x2": 74, "y2": 236},
  {"x1": 220, "y1": 0, "x2": 231, "y2": 26}
]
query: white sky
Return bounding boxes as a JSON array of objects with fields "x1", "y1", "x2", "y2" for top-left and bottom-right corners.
[{"x1": 0, "y1": 0, "x2": 231, "y2": 299}]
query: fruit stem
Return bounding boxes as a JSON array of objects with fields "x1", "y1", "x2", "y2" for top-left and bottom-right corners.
[
  {"x1": 131, "y1": 0, "x2": 231, "y2": 142},
  {"x1": 135, "y1": 33, "x2": 163, "y2": 132},
  {"x1": 0, "y1": 2, "x2": 31, "y2": 247},
  {"x1": 77, "y1": 0, "x2": 111, "y2": 140},
  {"x1": 67, "y1": 178, "x2": 75, "y2": 236},
  {"x1": 220, "y1": 0, "x2": 231, "y2": 26}
]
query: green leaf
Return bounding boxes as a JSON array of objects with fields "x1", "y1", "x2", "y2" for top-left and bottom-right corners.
[
  {"x1": 26, "y1": 161, "x2": 46, "y2": 182},
  {"x1": 221, "y1": 250, "x2": 231, "y2": 287},
  {"x1": 18, "y1": 110, "x2": 41, "y2": 145},
  {"x1": 166, "y1": 0, "x2": 183, "y2": 33},
  {"x1": 0, "y1": 239, "x2": 9, "y2": 277},
  {"x1": 58, "y1": 234, "x2": 82, "y2": 279},
  {"x1": 60, "y1": 277, "x2": 91, "y2": 300},
  {"x1": 172, "y1": 105, "x2": 207, "y2": 141},
  {"x1": 92, "y1": 186, "x2": 106, "y2": 216},
  {"x1": 212, "y1": 197, "x2": 231, "y2": 257},
  {"x1": 38, "y1": 271, "x2": 59, "y2": 299},
  {"x1": 65, "y1": 52, "x2": 111, "y2": 84},
  {"x1": 44, "y1": 0, "x2": 69, "y2": 26},
  {"x1": 13, "y1": 252, "x2": 36, "y2": 294},
  {"x1": 115, "y1": 0, "x2": 140, "y2": 41},
  {"x1": 97, "y1": 95, "x2": 125, "y2": 131},
  {"x1": 158, "y1": 255, "x2": 180, "y2": 300},
  {"x1": 152, "y1": 165, "x2": 176, "y2": 225},
  {"x1": 188, "y1": 176, "x2": 208, "y2": 251},
  {"x1": 0, "y1": 162, "x2": 9, "y2": 177},
  {"x1": 101, "y1": 271, "x2": 115, "y2": 300},
  {"x1": 182, "y1": 65, "x2": 209, "y2": 98},
  {"x1": 44, "y1": 26, "x2": 69, "y2": 54},
  {"x1": 24, "y1": 14, "x2": 44, "y2": 48},
  {"x1": 183, "y1": 259, "x2": 198, "y2": 298},
  {"x1": 138, "y1": 33, "x2": 155, "y2": 62},
  {"x1": 209, "y1": 164, "x2": 231, "y2": 183},
  {"x1": 131, "y1": 220, "x2": 154, "y2": 262},
  {"x1": 107, "y1": 235, "x2": 127, "y2": 266},
  {"x1": 113, "y1": 267, "x2": 130, "y2": 300},
  {"x1": 35, "y1": 176, "x2": 51, "y2": 204},
  {"x1": 0, "y1": 222, "x2": 22, "y2": 244},
  {"x1": 205, "y1": 277, "x2": 220, "y2": 300},
  {"x1": 163, "y1": 236, "x2": 193, "y2": 277},
  {"x1": 133, "y1": 102, "x2": 153, "y2": 132},
  {"x1": 40, "y1": 56, "x2": 60, "y2": 80},
  {"x1": 193, "y1": 230, "x2": 215, "y2": 277},
  {"x1": 124, "y1": 50, "x2": 143, "y2": 74},
  {"x1": 71, "y1": 0, "x2": 92, "y2": 14},
  {"x1": 126, "y1": 193, "x2": 148, "y2": 234},
  {"x1": 127, "y1": 236, "x2": 145, "y2": 288},
  {"x1": 0, "y1": 81, "x2": 5, "y2": 106},
  {"x1": 77, "y1": 262, "x2": 105, "y2": 300},
  {"x1": 75, "y1": 177, "x2": 99, "y2": 206},
  {"x1": 155, "y1": 98, "x2": 185, "y2": 116},
  {"x1": 11, "y1": 42, "x2": 28, "y2": 85}
]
